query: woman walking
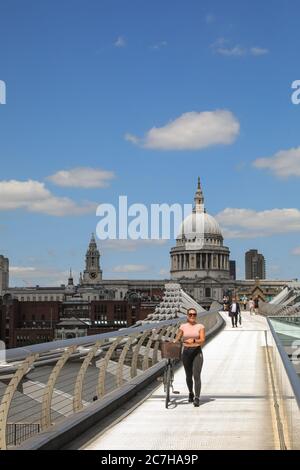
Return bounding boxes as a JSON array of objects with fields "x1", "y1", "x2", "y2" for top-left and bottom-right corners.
[{"x1": 174, "y1": 308, "x2": 205, "y2": 407}]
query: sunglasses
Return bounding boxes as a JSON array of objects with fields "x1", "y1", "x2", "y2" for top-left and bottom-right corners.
[{"x1": 188, "y1": 313, "x2": 197, "y2": 317}]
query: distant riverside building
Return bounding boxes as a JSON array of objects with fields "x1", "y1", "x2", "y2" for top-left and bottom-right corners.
[
  {"x1": 229, "y1": 260, "x2": 236, "y2": 280},
  {"x1": 245, "y1": 249, "x2": 266, "y2": 280},
  {"x1": 0, "y1": 235, "x2": 164, "y2": 348},
  {"x1": 0, "y1": 255, "x2": 9, "y2": 294},
  {"x1": 0, "y1": 296, "x2": 157, "y2": 349}
]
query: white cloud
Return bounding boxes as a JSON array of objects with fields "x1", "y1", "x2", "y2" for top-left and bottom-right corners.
[
  {"x1": 126, "y1": 110, "x2": 240, "y2": 151},
  {"x1": 10, "y1": 266, "x2": 76, "y2": 286},
  {"x1": 30, "y1": 197, "x2": 96, "y2": 216},
  {"x1": 253, "y1": 147, "x2": 300, "y2": 178},
  {"x1": 217, "y1": 46, "x2": 246, "y2": 57},
  {"x1": 292, "y1": 247, "x2": 300, "y2": 255},
  {"x1": 10, "y1": 267, "x2": 36, "y2": 274},
  {"x1": 114, "y1": 36, "x2": 126, "y2": 48},
  {"x1": 211, "y1": 38, "x2": 269, "y2": 57},
  {"x1": 0, "y1": 179, "x2": 97, "y2": 216},
  {"x1": 216, "y1": 207, "x2": 300, "y2": 238},
  {"x1": 211, "y1": 38, "x2": 246, "y2": 56},
  {"x1": 150, "y1": 41, "x2": 167, "y2": 50},
  {"x1": 111, "y1": 264, "x2": 150, "y2": 273},
  {"x1": 250, "y1": 47, "x2": 269, "y2": 56},
  {"x1": 47, "y1": 167, "x2": 115, "y2": 188},
  {"x1": 124, "y1": 133, "x2": 140, "y2": 145}
]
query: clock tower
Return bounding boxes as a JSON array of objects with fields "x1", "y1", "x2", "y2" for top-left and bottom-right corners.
[{"x1": 82, "y1": 234, "x2": 102, "y2": 285}]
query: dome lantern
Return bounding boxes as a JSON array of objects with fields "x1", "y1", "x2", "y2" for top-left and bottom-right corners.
[{"x1": 194, "y1": 176, "x2": 205, "y2": 213}]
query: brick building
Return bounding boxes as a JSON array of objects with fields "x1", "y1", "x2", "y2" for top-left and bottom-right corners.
[{"x1": 0, "y1": 296, "x2": 156, "y2": 349}]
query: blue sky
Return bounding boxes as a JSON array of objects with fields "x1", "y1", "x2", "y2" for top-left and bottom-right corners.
[{"x1": 0, "y1": 0, "x2": 300, "y2": 285}]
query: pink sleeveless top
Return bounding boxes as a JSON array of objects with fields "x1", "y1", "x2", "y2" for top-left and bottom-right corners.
[{"x1": 179, "y1": 323, "x2": 204, "y2": 340}]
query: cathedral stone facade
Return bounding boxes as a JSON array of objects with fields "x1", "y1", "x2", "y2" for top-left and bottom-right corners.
[{"x1": 170, "y1": 178, "x2": 234, "y2": 306}]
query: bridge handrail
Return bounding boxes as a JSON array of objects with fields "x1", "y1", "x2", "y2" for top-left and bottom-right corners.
[
  {"x1": 267, "y1": 317, "x2": 300, "y2": 410},
  {"x1": 4, "y1": 308, "x2": 220, "y2": 363},
  {"x1": 0, "y1": 309, "x2": 223, "y2": 450}
]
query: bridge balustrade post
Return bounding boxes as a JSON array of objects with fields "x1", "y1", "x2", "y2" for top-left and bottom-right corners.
[
  {"x1": 170, "y1": 322, "x2": 181, "y2": 340},
  {"x1": 164, "y1": 325, "x2": 173, "y2": 339},
  {"x1": 130, "y1": 330, "x2": 152, "y2": 379},
  {"x1": 117, "y1": 335, "x2": 136, "y2": 388},
  {"x1": 142, "y1": 330, "x2": 158, "y2": 371},
  {"x1": 96, "y1": 337, "x2": 122, "y2": 398},
  {"x1": 41, "y1": 346, "x2": 77, "y2": 431},
  {"x1": 152, "y1": 326, "x2": 167, "y2": 364},
  {"x1": 0, "y1": 354, "x2": 38, "y2": 450},
  {"x1": 165, "y1": 325, "x2": 176, "y2": 340},
  {"x1": 73, "y1": 341, "x2": 102, "y2": 412}
]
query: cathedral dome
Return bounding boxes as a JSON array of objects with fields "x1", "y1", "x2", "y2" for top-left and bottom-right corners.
[{"x1": 177, "y1": 211, "x2": 222, "y2": 240}]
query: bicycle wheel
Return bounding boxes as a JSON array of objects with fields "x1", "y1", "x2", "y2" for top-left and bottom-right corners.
[{"x1": 165, "y1": 363, "x2": 171, "y2": 408}]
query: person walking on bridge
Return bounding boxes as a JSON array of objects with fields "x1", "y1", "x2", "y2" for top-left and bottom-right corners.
[
  {"x1": 229, "y1": 297, "x2": 240, "y2": 328},
  {"x1": 249, "y1": 298, "x2": 255, "y2": 315},
  {"x1": 254, "y1": 296, "x2": 259, "y2": 315},
  {"x1": 174, "y1": 308, "x2": 205, "y2": 407},
  {"x1": 222, "y1": 295, "x2": 230, "y2": 312}
]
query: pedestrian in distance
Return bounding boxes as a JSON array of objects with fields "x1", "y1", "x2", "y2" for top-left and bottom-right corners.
[
  {"x1": 223, "y1": 295, "x2": 230, "y2": 313},
  {"x1": 254, "y1": 296, "x2": 259, "y2": 315},
  {"x1": 229, "y1": 297, "x2": 240, "y2": 328},
  {"x1": 249, "y1": 298, "x2": 255, "y2": 315}
]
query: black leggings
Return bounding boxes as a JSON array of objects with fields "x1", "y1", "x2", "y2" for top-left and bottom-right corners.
[{"x1": 182, "y1": 347, "x2": 203, "y2": 398}]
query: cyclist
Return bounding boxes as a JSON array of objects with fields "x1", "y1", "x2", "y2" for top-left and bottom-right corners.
[{"x1": 174, "y1": 308, "x2": 205, "y2": 407}]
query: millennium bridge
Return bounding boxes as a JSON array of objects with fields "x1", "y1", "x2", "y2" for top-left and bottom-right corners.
[{"x1": 0, "y1": 283, "x2": 300, "y2": 450}]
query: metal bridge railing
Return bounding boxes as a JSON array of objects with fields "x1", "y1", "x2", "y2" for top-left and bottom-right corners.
[
  {"x1": 260, "y1": 302, "x2": 300, "y2": 317},
  {"x1": 266, "y1": 318, "x2": 300, "y2": 449},
  {"x1": 0, "y1": 309, "x2": 222, "y2": 450}
]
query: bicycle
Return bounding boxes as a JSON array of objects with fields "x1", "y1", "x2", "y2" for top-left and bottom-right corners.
[{"x1": 161, "y1": 341, "x2": 181, "y2": 408}]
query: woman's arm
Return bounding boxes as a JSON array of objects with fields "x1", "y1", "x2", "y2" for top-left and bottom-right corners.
[
  {"x1": 174, "y1": 328, "x2": 183, "y2": 343},
  {"x1": 194, "y1": 326, "x2": 205, "y2": 346}
]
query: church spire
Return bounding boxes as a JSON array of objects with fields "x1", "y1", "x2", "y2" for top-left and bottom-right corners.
[
  {"x1": 89, "y1": 233, "x2": 97, "y2": 247},
  {"x1": 68, "y1": 268, "x2": 74, "y2": 286},
  {"x1": 194, "y1": 176, "x2": 205, "y2": 213},
  {"x1": 82, "y1": 233, "x2": 102, "y2": 284}
]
